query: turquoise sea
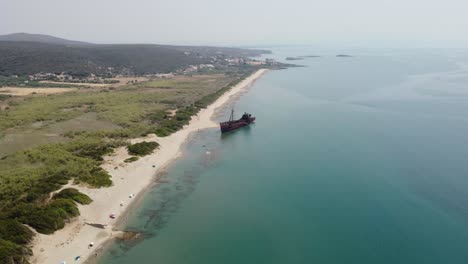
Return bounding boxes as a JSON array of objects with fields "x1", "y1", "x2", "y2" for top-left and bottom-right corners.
[{"x1": 98, "y1": 48, "x2": 468, "y2": 264}]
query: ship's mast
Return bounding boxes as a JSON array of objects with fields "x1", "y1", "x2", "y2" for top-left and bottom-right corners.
[{"x1": 229, "y1": 109, "x2": 234, "y2": 122}]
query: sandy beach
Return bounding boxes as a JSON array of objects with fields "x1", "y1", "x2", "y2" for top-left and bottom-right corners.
[{"x1": 30, "y1": 69, "x2": 268, "y2": 264}]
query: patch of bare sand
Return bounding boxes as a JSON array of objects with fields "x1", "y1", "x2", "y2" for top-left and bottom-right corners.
[
  {"x1": 39, "y1": 81, "x2": 108, "y2": 88},
  {"x1": 0, "y1": 87, "x2": 78, "y2": 96}
]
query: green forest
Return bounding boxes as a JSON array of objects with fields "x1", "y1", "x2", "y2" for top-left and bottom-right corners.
[{"x1": 0, "y1": 41, "x2": 268, "y2": 77}]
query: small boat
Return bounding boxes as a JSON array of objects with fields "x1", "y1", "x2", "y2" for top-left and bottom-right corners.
[{"x1": 220, "y1": 109, "x2": 255, "y2": 133}]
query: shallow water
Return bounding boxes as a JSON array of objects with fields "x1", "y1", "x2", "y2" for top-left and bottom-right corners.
[{"x1": 98, "y1": 48, "x2": 468, "y2": 264}]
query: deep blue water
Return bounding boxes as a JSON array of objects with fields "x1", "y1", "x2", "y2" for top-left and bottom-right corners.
[{"x1": 98, "y1": 48, "x2": 468, "y2": 264}]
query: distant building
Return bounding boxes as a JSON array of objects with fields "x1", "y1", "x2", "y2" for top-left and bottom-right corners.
[
  {"x1": 183, "y1": 65, "x2": 198, "y2": 74},
  {"x1": 198, "y1": 64, "x2": 215, "y2": 69},
  {"x1": 152, "y1": 73, "x2": 174, "y2": 78},
  {"x1": 265, "y1": 58, "x2": 277, "y2": 65},
  {"x1": 29, "y1": 73, "x2": 57, "y2": 80},
  {"x1": 246, "y1": 60, "x2": 265, "y2": 66},
  {"x1": 226, "y1": 58, "x2": 241, "y2": 65}
]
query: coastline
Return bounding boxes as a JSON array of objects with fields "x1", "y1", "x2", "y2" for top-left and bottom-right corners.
[{"x1": 30, "y1": 69, "x2": 269, "y2": 264}]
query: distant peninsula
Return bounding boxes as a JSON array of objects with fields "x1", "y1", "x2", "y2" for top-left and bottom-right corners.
[
  {"x1": 286, "y1": 55, "x2": 322, "y2": 61},
  {"x1": 285, "y1": 57, "x2": 304, "y2": 61},
  {"x1": 336, "y1": 54, "x2": 353, "y2": 57}
]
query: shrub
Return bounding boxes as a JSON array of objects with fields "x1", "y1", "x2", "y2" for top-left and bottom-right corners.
[
  {"x1": 124, "y1": 156, "x2": 139, "y2": 163},
  {"x1": 53, "y1": 188, "x2": 93, "y2": 205},
  {"x1": 49, "y1": 199, "x2": 80, "y2": 218},
  {"x1": 0, "y1": 239, "x2": 31, "y2": 264},
  {"x1": 154, "y1": 127, "x2": 172, "y2": 137},
  {"x1": 0, "y1": 94, "x2": 12, "y2": 101},
  {"x1": 62, "y1": 136, "x2": 122, "y2": 161},
  {"x1": 18, "y1": 199, "x2": 79, "y2": 234},
  {"x1": 0, "y1": 220, "x2": 34, "y2": 245},
  {"x1": 127, "y1": 141, "x2": 159, "y2": 156},
  {"x1": 73, "y1": 166, "x2": 112, "y2": 187},
  {"x1": 153, "y1": 106, "x2": 199, "y2": 137}
]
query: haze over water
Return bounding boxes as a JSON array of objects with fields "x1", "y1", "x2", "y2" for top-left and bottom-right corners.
[{"x1": 98, "y1": 47, "x2": 468, "y2": 264}]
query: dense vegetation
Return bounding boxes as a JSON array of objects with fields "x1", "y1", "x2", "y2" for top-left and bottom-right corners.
[
  {"x1": 0, "y1": 238, "x2": 31, "y2": 264},
  {"x1": 0, "y1": 135, "x2": 123, "y2": 262},
  {"x1": 153, "y1": 106, "x2": 199, "y2": 137},
  {"x1": 53, "y1": 188, "x2": 93, "y2": 205},
  {"x1": 0, "y1": 40, "x2": 267, "y2": 77},
  {"x1": 0, "y1": 41, "x2": 202, "y2": 76},
  {"x1": 127, "y1": 141, "x2": 159, "y2": 156}
]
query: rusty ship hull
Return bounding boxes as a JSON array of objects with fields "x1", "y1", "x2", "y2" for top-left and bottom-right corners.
[{"x1": 220, "y1": 110, "x2": 255, "y2": 133}]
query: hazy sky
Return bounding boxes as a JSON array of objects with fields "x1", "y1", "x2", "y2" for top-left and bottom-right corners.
[{"x1": 2, "y1": 0, "x2": 468, "y2": 47}]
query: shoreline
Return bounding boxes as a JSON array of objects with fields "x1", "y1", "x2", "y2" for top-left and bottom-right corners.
[{"x1": 30, "y1": 69, "x2": 269, "y2": 264}]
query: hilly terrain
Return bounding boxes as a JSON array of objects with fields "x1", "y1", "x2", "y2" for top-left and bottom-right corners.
[
  {"x1": 0, "y1": 32, "x2": 91, "y2": 46},
  {"x1": 0, "y1": 33, "x2": 269, "y2": 76}
]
